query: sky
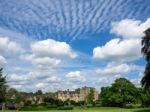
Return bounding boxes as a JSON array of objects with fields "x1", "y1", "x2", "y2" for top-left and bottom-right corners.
[{"x1": 0, "y1": 0, "x2": 150, "y2": 92}]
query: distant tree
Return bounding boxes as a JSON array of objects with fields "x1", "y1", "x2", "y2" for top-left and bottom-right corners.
[
  {"x1": 86, "y1": 88, "x2": 94, "y2": 105},
  {"x1": 0, "y1": 68, "x2": 7, "y2": 103},
  {"x1": 7, "y1": 88, "x2": 23, "y2": 103},
  {"x1": 141, "y1": 28, "x2": 150, "y2": 89},
  {"x1": 35, "y1": 90, "x2": 43, "y2": 95}
]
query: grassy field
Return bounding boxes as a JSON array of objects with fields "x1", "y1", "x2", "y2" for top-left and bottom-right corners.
[{"x1": 0, "y1": 107, "x2": 150, "y2": 112}]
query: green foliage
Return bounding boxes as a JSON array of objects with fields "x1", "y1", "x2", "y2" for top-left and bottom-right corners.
[
  {"x1": 139, "y1": 88, "x2": 150, "y2": 107},
  {"x1": 35, "y1": 90, "x2": 43, "y2": 95},
  {"x1": 45, "y1": 104, "x2": 57, "y2": 109},
  {"x1": 99, "y1": 78, "x2": 138, "y2": 107},
  {"x1": 20, "y1": 106, "x2": 47, "y2": 111},
  {"x1": 7, "y1": 88, "x2": 24, "y2": 103},
  {"x1": 0, "y1": 68, "x2": 7, "y2": 103},
  {"x1": 86, "y1": 88, "x2": 95, "y2": 105},
  {"x1": 141, "y1": 28, "x2": 150, "y2": 89},
  {"x1": 43, "y1": 96, "x2": 63, "y2": 106},
  {"x1": 57, "y1": 106, "x2": 74, "y2": 110}
]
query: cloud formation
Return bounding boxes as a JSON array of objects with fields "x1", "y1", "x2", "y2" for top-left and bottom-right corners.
[
  {"x1": 66, "y1": 71, "x2": 86, "y2": 82},
  {"x1": 93, "y1": 38, "x2": 141, "y2": 62},
  {"x1": 0, "y1": 37, "x2": 23, "y2": 56},
  {"x1": 31, "y1": 39, "x2": 77, "y2": 58},
  {"x1": 93, "y1": 18, "x2": 150, "y2": 62},
  {"x1": 96, "y1": 63, "x2": 143, "y2": 75},
  {"x1": 111, "y1": 18, "x2": 150, "y2": 39},
  {"x1": 0, "y1": 0, "x2": 150, "y2": 41},
  {"x1": 22, "y1": 39, "x2": 77, "y2": 69},
  {"x1": 0, "y1": 56, "x2": 6, "y2": 66}
]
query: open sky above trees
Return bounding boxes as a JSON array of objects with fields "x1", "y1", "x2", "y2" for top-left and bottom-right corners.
[{"x1": 0, "y1": 0, "x2": 150, "y2": 92}]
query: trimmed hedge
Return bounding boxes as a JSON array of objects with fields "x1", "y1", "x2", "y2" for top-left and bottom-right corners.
[
  {"x1": 20, "y1": 106, "x2": 47, "y2": 111},
  {"x1": 57, "y1": 106, "x2": 74, "y2": 110},
  {"x1": 45, "y1": 104, "x2": 57, "y2": 109}
]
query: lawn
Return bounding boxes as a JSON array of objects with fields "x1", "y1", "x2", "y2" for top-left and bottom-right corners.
[{"x1": 0, "y1": 107, "x2": 150, "y2": 112}]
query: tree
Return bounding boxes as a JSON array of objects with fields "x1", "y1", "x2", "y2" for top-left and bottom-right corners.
[
  {"x1": 99, "y1": 87, "x2": 112, "y2": 106},
  {"x1": 99, "y1": 78, "x2": 138, "y2": 107},
  {"x1": 35, "y1": 90, "x2": 43, "y2": 95},
  {"x1": 7, "y1": 88, "x2": 23, "y2": 103},
  {"x1": 0, "y1": 68, "x2": 7, "y2": 103},
  {"x1": 86, "y1": 88, "x2": 94, "y2": 105},
  {"x1": 141, "y1": 28, "x2": 150, "y2": 89}
]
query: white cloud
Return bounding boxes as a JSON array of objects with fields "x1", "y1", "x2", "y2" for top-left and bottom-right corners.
[
  {"x1": 0, "y1": 55, "x2": 6, "y2": 66},
  {"x1": 7, "y1": 71, "x2": 62, "y2": 92},
  {"x1": 93, "y1": 18, "x2": 150, "y2": 62},
  {"x1": 93, "y1": 38, "x2": 141, "y2": 61},
  {"x1": 96, "y1": 63, "x2": 143, "y2": 75},
  {"x1": 46, "y1": 76, "x2": 61, "y2": 83},
  {"x1": 66, "y1": 71, "x2": 86, "y2": 82},
  {"x1": 11, "y1": 85, "x2": 23, "y2": 90},
  {"x1": 23, "y1": 54, "x2": 61, "y2": 68},
  {"x1": 35, "y1": 83, "x2": 48, "y2": 89},
  {"x1": 111, "y1": 18, "x2": 150, "y2": 39},
  {"x1": 0, "y1": 37, "x2": 24, "y2": 55},
  {"x1": 22, "y1": 39, "x2": 77, "y2": 69},
  {"x1": 31, "y1": 39, "x2": 77, "y2": 58},
  {"x1": 7, "y1": 74, "x2": 27, "y2": 82},
  {"x1": 66, "y1": 71, "x2": 81, "y2": 78}
]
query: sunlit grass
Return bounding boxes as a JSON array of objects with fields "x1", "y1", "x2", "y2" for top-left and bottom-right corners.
[{"x1": 0, "y1": 107, "x2": 150, "y2": 112}]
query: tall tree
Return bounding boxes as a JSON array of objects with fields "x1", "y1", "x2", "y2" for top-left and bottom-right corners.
[
  {"x1": 86, "y1": 88, "x2": 94, "y2": 104},
  {"x1": 99, "y1": 78, "x2": 138, "y2": 107},
  {"x1": 141, "y1": 28, "x2": 150, "y2": 89},
  {"x1": 0, "y1": 68, "x2": 7, "y2": 103}
]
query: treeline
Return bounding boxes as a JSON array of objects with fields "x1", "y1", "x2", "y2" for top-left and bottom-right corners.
[
  {"x1": 1, "y1": 67, "x2": 150, "y2": 110},
  {"x1": 99, "y1": 78, "x2": 150, "y2": 108}
]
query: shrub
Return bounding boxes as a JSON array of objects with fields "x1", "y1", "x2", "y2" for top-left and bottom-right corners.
[
  {"x1": 45, "y1": 104, "x2": 57, "y2": 109},
  {"x1": 57, "y1": 106, "x2": 74, "y2": 110},
  {"x1": 20, "y1": 106, "x2": 46, "y2": 111},
  {"x1": 86, "y1": 104, "x2": 93, "y2": 108},
  {"x1": 124, "y1": 103, "x2": 133, "y2": 108},
  {"x1": 6, "y1": 103, "x2": 16, "y2": 110}
]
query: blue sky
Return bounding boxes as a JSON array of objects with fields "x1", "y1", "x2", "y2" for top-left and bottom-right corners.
[{"x1": 0, "y1": 0, "x2": 149, "y2": 92}]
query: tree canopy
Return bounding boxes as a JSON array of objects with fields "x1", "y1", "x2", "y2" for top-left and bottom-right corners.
[
  {"x1": 99, "y1": 78, "x2": 138, "y2": 107},
  {"x1": 141, "y1": 28, "x2": 150, "y2": 89},
  {"x1": 0, "y1": 68, "x2": 7, "y2": 103}
]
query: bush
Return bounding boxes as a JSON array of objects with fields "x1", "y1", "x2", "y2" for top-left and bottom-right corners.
[
  {"x1": 20, "y1": 106, "x2": 47, "y2": 111},
  {"x1": 45, "y1": 104, "x2": 57, "y2": 109},
  {"x1": 6, "y1": 103, "x2": 16, "y2": 110},
  {"x1": 57, "y1": 106, "x2": 74, "y2": 110},
  {"x1": 124, "y1": 103, "x2": 133, "y2": 108},
  {"x1": 38, "y1": 102, "x2": 46, "y2": 106},
  {"x1": 86, "y1": 104, "x2": 93, "y2": 108}
]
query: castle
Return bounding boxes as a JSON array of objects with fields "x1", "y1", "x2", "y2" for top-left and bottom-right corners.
[{"x1": 57, "y1": 87, "x2": 98, "y2": 102}]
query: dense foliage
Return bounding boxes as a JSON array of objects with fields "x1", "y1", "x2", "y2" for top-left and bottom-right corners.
[
  {"x1": 141, "y1": 28, "x2": 150, "y2": 89},
  {"x1": 99, "y1": 78, "x2": 149, "y2": 107},
  {"x1": 0, "y1": 68, "x2": 7, "y2": 103}
]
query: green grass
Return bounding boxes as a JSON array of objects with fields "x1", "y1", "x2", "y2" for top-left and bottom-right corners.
[{"x1": 1, "y1": 107, "x2": 150, "y2": 112}]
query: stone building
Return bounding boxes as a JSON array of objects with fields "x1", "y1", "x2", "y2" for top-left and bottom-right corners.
[{"x1": 57, "y1": 87, "x2": 98, "y2": 102}]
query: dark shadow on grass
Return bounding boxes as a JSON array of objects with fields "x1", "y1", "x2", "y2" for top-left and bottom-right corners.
[{"x1": 133, "y1": 108, "x2": 150, "y2": 112}]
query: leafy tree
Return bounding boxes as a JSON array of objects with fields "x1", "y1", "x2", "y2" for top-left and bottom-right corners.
[
  {"x1": 99, "y1": 78, "x2": 138, "y2": 107},
  {"x1": 7, "y1": 88, "x2": 23, "y2": 103},
  {"x1": 35, "y1": 90, "x2": 43, "y2": 95},
  {"x1": 0, "y1": 68, "x2": 7, "y2": 103},
  {"x1": 99, "y1": 87, "x2": 112, "y2": 106},
  {"x1": 86, "y1": 88, "x2": 94, "y2": 105},
  {"x1": 141, "y1": 28, "x2": 150, "y2": 89},
  {"x1": 139, "y1": 88, "x2": 150, "y2": 107}
]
